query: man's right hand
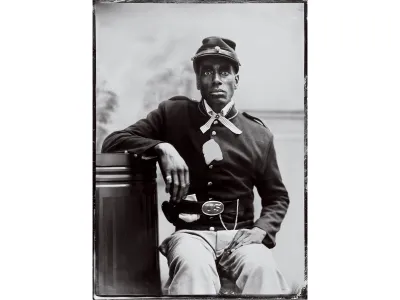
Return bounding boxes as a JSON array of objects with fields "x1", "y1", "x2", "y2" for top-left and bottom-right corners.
[{"x1": 154, "y1": 143, "x2": 190, "y2": 203}]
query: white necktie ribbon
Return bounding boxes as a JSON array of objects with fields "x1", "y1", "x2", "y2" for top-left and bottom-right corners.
[{"x1": 200, "y1": 100, "x2": 242, "y2": 135}]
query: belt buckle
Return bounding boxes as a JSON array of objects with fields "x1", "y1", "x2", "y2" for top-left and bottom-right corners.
[{"x1": 201, "y1": 200, "x2": 224, "y2": 216}]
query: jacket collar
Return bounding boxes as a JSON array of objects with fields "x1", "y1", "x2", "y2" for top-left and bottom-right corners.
[{"x1": 198, "y1": 98, "x2": 238, "y2": 120}]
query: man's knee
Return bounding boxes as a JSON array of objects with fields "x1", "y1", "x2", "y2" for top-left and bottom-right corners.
[
  {"x1": 170, "y1": 253, "x2": 215, "y2": 275},
  {"x1": 166, "y1": 240, "x2": 221, "y2": 294},
  {"x1": 237, "y1": 244, "x2": 278, "y2": 274},
  {"x1": 230, "y1": 244, "x2": 289, "y2": 294},
  {"x1": 165, "y1": 233, "x2": 219, "y2": 281}
]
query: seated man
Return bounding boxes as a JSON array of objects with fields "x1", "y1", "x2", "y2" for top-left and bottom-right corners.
[{"x1": 101, "y1": 36, "x2": 290, "y2": 295}]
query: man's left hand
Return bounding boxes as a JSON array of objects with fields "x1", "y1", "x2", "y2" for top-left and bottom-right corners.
[{"x1": 226, "y1": 227, "x2": 267, "y2": 253}]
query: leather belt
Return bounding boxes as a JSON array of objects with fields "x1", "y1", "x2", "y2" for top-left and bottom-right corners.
[
  {"x1": 172, "y1": 199, "x2": 236, "y2": 216},
  {"x1": 161, "y1": 196, "x2": 241, "y2": 225}
]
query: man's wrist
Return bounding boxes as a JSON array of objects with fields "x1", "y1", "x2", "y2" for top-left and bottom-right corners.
[
  {"x1": 153, "y1": 142, "x2": 168, "y2": 155},
  {"x1": 252, "y1": 226, "x2": 267, "y2": 238}
]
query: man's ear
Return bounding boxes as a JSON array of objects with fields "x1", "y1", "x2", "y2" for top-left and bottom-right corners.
[
  {"x1": 196, "y1": 75, "x2": 201, "y2": 90},
  {"x1": 234, "y1": 74, "x2": 239, "y2": 89}
]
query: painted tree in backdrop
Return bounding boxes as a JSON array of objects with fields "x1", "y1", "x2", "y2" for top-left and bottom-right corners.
[
  {"x1": 142, "y1": 60, "x2": 198, "y2": 113},
  {"x1": 96, "y1": 81, "x2": 118, "y2": 153}
]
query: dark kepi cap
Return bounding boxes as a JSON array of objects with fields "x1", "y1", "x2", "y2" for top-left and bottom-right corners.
[{"x1": 192, "y1": 36, "x2": 241, "y2": 73}]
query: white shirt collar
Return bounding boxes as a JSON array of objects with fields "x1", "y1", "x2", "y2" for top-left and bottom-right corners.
[
  {"x1": 200, "y1": 99, "x2": 242, "y2": 135},
  {"x1": 203, "y1": 99, "x2": 235, "y2": 118}
]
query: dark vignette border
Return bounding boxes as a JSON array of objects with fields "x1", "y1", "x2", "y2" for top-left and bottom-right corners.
[
  {"x1": 92, "y1": 0, "x2": 308, "y2": 299},
  {"x1": 93, "y1": 1, "x2": 97, "y2": 298},
  {"x1": 93, "y1": 0, "x2": 307, "y2": 4},
  {"x1": 94, "y1": 0, "x2": 304, "y2": 3},
  {"x1": 303, "y1": 1, "x2": 308, "y2": 299}
]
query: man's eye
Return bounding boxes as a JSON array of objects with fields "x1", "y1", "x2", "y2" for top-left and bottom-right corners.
[
  {"x1": 220, "y1": 71, "x2": 229, "y2": 76},
  {"x1": 203, "y1": 71, "x2": 213, "y2": 76}
]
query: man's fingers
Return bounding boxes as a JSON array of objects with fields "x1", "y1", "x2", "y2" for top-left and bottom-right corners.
[
  {"x1": 231, "y1": 234, "x2": 247, "y2": 250},
  {"x1": 232, "y1": 237, "x2": 252, "y2": 252},
  {"x1": 177, "y1": 169, "x2": 186, "y2": 201},
  {"x1": 171, "y1": 172, "x2": 180, "y2": 202},
  {"x1": 226, "y1": 230, "x2": 241, "y2": 250},
  {"x1": 183, "y1": 168, "x2": 190, "y2": 197},
  {"x1": 228, "y1": 230, "x2": 253, "y2": 251},
  {"x1": 227, "y1": 230, "x2": 245, "y2": 250},
  {"x1": 165, "y1": 173, "x2": 172, "y2": 193}
]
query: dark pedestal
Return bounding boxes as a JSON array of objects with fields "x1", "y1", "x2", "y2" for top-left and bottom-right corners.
[{"x1": 95, "y1": 153, "x2": 161, "y2": 297}]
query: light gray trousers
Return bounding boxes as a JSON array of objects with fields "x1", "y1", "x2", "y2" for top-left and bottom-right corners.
[{"x1": 159, "y1": 229, "x2": 289, "y2": 295}]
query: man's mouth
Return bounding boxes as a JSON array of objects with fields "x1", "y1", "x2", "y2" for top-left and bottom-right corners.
[{"x1": 210, "y1": 90, "x2": 225, "y2": 95}]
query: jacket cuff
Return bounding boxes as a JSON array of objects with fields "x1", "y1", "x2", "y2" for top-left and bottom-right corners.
[
  {"x1": 253, "y1": 221, "x2": 276, "y2": 249},
  {"x1": 122, "y1": 140, "x2": 164, "y2": 158}
]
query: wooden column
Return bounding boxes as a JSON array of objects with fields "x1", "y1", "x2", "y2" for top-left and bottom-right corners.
[{"x1": 95, "y1": 153, "x2": 161, "y2": 296}]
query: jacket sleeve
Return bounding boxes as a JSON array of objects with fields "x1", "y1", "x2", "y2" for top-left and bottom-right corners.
[
  {"x1": 101, "y1": 101, "x2": 166, "y2": 154},
  {"x1": 253, "y1": 136, "x2": 290, "y2": 248}
]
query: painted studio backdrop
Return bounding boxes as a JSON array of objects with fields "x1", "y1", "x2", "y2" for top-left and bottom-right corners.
[{"x1": 95, "y1": 2, "x2": 305, "y2": 291}]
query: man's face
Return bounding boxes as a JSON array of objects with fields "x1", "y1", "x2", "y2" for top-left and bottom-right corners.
[{"x1": 196, "y1": 57, "x2": 239, "y2": 108}]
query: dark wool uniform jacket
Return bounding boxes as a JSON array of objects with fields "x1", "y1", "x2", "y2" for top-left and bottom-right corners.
[{"x1": 101, "y1": 97, "x2": 290, "y2": 249}]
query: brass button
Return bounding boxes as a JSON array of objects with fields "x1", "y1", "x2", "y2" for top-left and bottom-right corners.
[
  {"x1": 134, "y1": 154, "x2": 138, "y2": 158},
  {"x1": 209, "y1": 165, "x2": 213, "y2": 169},
  {"x1": 213, "y1": 120, "x2": 218, "y2": 125},
  {"x1": 209, "y1": 226, "x2": 215, "y2": 231},
  {"x1": 207, "y1": 181, "x2": 213, "y2": 186},
  {"x1": 211, "y1": 131, "x2": 216, "y2": 136}
]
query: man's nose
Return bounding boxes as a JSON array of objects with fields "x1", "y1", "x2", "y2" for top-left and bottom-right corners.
[{"x1": 212, "y1": 73, "x2": 222, "y2": 85}]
